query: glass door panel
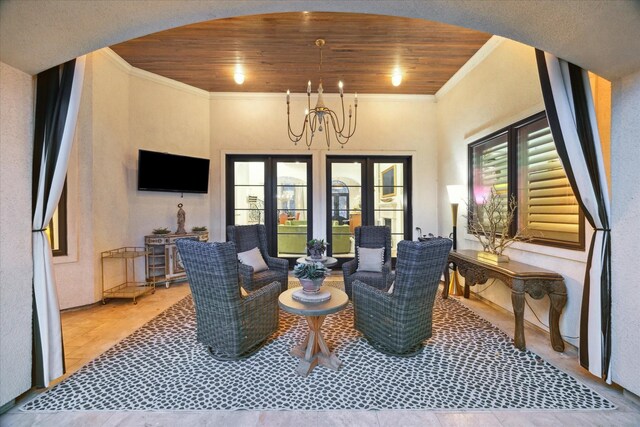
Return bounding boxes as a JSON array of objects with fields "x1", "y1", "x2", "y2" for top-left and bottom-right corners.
[
  {"x1": 373, "y1": 162, "x2": 405, "y2": 257},
  {"x1": 227, "y1": 156, "x2": 312, "y2": 263},
  {"x1": 330, "y1": 162, "x2": 363, "y2": 257},
  {"x1": 327, "y1": 157, "x2": 411, "y2": 264},
  {"x1": 276, "y1": 161, "x2": 310, "y2": 257},
  {"x1": 373, "y1": 187, "x2": 405, "y2": 209},
  {"x1": 233, "y1": 162, "x2": 265, "y2": 225},
  {"x1": 373, "y1": 212, "x2": 404, "y2": 257}
]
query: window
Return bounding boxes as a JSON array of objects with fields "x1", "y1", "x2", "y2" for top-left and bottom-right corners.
[
  {"x1": 48, "y1": 180, "x2": 68, "y2": 256},
  {"x1": 468, "y1": 112, "x2": 584, "y2": 249}
]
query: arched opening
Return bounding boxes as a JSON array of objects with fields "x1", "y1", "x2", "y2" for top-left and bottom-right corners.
[{"x1": 2, "y1": 1, "x2": 639, "y2": 415}]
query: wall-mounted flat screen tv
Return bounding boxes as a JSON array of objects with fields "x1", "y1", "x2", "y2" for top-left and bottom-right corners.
[{"x1": 137, "y1": 149, "x2": 210, "y2": 193}]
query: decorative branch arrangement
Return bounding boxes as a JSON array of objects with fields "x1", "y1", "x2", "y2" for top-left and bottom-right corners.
[{"x1": 466, "y1": 187, "x2": 531, "y2": 256}]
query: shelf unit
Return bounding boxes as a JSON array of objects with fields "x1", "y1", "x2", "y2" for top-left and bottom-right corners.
[
  {"x1": 145, "y1": 232, "x2": 208, "y2": 288},
  {"x1": 101, "y1": 247, "x2": 154, "y2": 304}
]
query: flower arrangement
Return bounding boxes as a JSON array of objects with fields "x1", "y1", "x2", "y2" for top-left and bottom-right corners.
[
  {"x1": 293, "y1": 262, "x2": 330, "y2": 280},
  {"x1": 307, "y1": 238, "x2": 328, "y2": 259},
  {"x1": 152, "y1": 227, "x2": 171, "y2": 235},
  {"x1": 307, "y1": 238, "x2": 327, "y2": 252},
  {"x1": 466, "y1": 186, "x2": 532, "y2": 257}
]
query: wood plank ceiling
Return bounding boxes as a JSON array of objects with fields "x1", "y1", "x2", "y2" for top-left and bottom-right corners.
[{"x1": 110, "y1": 12, "x2": 492, "y2": 95}]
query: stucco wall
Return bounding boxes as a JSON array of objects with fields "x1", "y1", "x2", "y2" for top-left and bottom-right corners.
[
  {"x1": 127, "y1": 72, "x2": 211, "y2": 242},
  {"x1": 209, "y1": 93, "x2": 438, "y2": 242},
  {"x1": 54, "y1": 50, "x2": 211, "y2": 309},
  {"x1": 611, "y1": 69, "x2": 640, "y2": 396},
  {"x1": 0, "y1": 62, "x2": 33, "y2": 407},
  {"x1": 53, "y1": 51, "x2": 130, "y2": 308},
  {"x1": 436, "y1": 39, "x2": 590, "y2": 346}
]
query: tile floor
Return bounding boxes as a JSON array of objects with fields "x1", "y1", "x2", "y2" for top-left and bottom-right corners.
[{"x1": 2, "y1": 277, "x2": 639, "y2": 426}]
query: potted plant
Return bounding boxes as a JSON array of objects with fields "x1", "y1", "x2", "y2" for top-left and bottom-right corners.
[
  {"x1": 152, "y1": 227, "x2": 171, "y2": 235},
  {"x1": 293, "y1": 262, "x2": 330, "y2": 293},
  {"x1": 307, "y1": 238, "x2": 328, "y2": 259},
  {"x1": 466, "y1": 187, "x2": 532, "y2": 263}
]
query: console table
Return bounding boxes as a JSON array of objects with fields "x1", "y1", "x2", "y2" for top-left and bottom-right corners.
[
  {"x1": 145, "y1": 232, "x2": 208, "y2": 287},
  {"x1": 444, "y1": 250, "x2": 567, "y2": 352}
]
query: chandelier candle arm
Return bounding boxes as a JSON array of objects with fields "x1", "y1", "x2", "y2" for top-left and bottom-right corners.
[{"x1": 286, "y1": 39, "x2": 358, "y2": 150}]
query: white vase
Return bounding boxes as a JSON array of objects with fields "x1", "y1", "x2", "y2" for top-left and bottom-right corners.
[{"x1": 299, "y1": 278, "x2": 325, "y2": 294}]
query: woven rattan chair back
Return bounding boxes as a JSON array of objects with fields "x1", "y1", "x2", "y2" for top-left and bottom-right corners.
[
  {"x1": 354, "y1": 226, "x2": 392, "y2": 263},
  {"x1": 226, "y1": 224, "x2": 269, "y2": 258},
  {"x1": 177, "y1": 239, "x2": 242, "y2": 327},
  {"x1": 393, "y1": 239, "x2": 452, "y2": 305},
  {"x1": 177, "y1": 238, "x2": 280, "y2": 359}
]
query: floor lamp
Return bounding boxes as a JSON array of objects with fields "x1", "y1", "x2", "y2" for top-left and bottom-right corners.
[{"x1": 447, "y1": 185, "x2": 466, "y2": 296}]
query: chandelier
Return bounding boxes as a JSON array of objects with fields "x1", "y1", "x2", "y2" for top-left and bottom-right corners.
[{"x1": 286, "y1": 39, "x2": 358, "y2": 150}]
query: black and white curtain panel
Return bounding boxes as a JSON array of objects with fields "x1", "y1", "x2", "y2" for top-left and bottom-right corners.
[
  {"x1": 535, "y1": 50, "x2": 611, "y2": 382},
  {"x1": 32, "y1": 57, "x2": 85, "y2": 387}
]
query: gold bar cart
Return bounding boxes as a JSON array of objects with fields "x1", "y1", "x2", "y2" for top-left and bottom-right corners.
[{"x1": 101, "y1": 247, "x2": 154, "y2": 304}]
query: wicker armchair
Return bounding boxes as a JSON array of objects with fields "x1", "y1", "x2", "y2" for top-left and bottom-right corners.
[
  {"x1": 176, "y1": 239, "x2": 279, "y2": 360},
  {"x1": 342, "y1": 226, "x2": 393, "y2": 299},
  {"x1": 226, "y1": 224, "x2": 289, "y2": 293},
  {"x1": 352, "y1": 238, "x2": 452, "y2": 355}
]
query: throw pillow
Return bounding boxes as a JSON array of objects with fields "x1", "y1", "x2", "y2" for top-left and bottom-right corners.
[
  {"x1": 237, "y1": 247, "x2": 268, "y2": 272},
  {"x1": 240, "y1": 286, "x2": 249, "y2": 297},
  {"x1": 357, "y1": 246, "x2": 384, "y2": 272},
  {"x1": 387, "y1": 281, "x2": 395, "y2": 294}
]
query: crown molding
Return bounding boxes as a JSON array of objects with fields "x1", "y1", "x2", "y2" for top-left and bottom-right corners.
[
  {"x1": 209, "y1": 92, "x2": 435, "y2": 102},
  {"x1": 97, "y1": 48, "x2": 210, "y2": 99},
  {"x1": 463, "y1": 102, "x2": 545, "y2": 144},
  {"x1": 96, "y1": 48, "x2": 436, "y2": 102},
  {"x1": 435, "y1": 35, "x2": 506, "y2": 101}
]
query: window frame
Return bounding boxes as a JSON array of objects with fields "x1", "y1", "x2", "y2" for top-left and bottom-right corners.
[
  {"x1": 325, "y1": 155, "x2": 413, "y2": 267},
  {"x1": 225, "y1": 154, "x2": 313, "y2": 265},
  {"x1": 467, "y1": 112, "x2": 585, "y2": 251},
  {"x1": 50, "y1": 180, "x2": 68, "y2": 257}
]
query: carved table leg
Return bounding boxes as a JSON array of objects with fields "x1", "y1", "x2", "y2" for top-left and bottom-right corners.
[
  {"x1": 511, "y1": 290, "x2": 526, "y2": 351},
  {"x1": 548, "y1": 291, "x2": 567, "y2": 352},
  {"x1": 290, "y1": 315, "x2": 342, "y2": 376},
  {"x1": 442, "y1": 263, "x2": 451, "y2": 299},
  {"x1": 463, "y1": 278, "x2": 470, "y2": 299},
  {"x1": 453, "y1": 263, "x2": 477, "y2": 299}
]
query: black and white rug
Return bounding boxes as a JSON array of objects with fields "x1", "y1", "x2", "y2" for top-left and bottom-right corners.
[{"x1": 22, "y1": 283, "x2": 613, "y2": 411}]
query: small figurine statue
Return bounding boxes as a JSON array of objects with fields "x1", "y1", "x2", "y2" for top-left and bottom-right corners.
[{"x1": 176, "y1": 203, "x2": 187, "y2": 235}]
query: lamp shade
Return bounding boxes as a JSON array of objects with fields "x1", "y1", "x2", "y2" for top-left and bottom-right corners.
[{"x1": 447, "y1": 185, "x2": 466, "y2": 205}]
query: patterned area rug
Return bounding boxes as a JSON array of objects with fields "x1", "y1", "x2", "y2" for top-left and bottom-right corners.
[{"x1": 22, "y1": 282, "x2": 613, "y2": 411}]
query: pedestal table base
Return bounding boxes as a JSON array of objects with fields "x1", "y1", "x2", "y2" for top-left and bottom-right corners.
[{"x1": 290, "y1": 315, "x2": 341, "y2": 376}]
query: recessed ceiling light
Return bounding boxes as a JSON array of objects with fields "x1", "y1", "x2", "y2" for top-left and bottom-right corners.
[
  {"x1": 234, "y1": 65, "x2": 245, "y2": 85},
  {"x1": 391, "y1": 69, "x2": 402, "y2": 87}
]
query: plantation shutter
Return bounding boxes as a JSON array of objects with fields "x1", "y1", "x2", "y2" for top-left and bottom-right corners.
[
  {"x1": 471, "y1": 132, "x2": 509, "y2": 227},
  {"x1": 518, "y1": 117, "x2": 581, "y2": 244}
]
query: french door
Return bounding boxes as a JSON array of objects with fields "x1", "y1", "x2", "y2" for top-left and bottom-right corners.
[
  {"x1": 326, "y1": 156, "x2": 412, "y2": 264},
  {"x1": 226, "y1": 155, "x2": 312, "y2": 264}
]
